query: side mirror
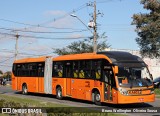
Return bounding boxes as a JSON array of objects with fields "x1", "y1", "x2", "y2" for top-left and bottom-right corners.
[{"x1": 114, "y1": 66, "x2": 118, "y2": 74}]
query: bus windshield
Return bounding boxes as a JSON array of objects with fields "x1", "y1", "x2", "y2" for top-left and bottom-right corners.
[{"x1": 117, "y1": 66, "x2": 152, "y2": 88}]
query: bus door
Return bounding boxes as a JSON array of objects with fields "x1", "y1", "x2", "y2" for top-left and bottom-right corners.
[
  {"x1": 64, "y1": 61, "x2": 72, "y2": 96},
  {"x1": 37, "y1": 62, "x2": 45, "y2": 92},
  {"x1": 66, "y1": 78, "x2": 71, "y2": 95},
  {"x1": 103, "y1": 64, "x2": 116, "y2": 102}
]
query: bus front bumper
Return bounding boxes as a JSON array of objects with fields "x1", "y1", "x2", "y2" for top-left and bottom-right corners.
[{"x1": 117, "y1": 93, "x2": 155, "y2": 104}]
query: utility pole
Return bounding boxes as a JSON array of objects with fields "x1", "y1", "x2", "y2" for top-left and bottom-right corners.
[
  {"x1": 71, "y1": 0, "x2": 101, "y2": 53},
  {"x1": 15, "y1": 33, "x2": 19, "y2": 60},
  {"x1": 87, "y1": 0, "x2": 101, "y2": 53},
  {"x1": 93, "y1": 0, "x2": 97, "y2": 53}
]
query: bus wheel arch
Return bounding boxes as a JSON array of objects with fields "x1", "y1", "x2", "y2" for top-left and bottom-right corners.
[
  {"x1": 92, "y1": 88, "x2": 101, "y2": 105},
  {"x1": 56, "y1": 85, "x2": 63, "y2": 100},
  {"x1": 22, "y1": 83, "x2": 28, "y2": 95}
]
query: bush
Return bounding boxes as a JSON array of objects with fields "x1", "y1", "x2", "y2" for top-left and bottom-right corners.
[
  {"x1": 155, "y1": 89, "x2": 160, "y2": 95},
  {"x1": 0, "y1": 99, "x2": 25, "y2": 108}
]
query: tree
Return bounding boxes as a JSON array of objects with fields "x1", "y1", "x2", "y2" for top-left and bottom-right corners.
[
  {"x1": 0, "y1": 70, "x2": 3, "y2": 74},
  {"x1": 3, "y1": 71, "x2": 11, "y2": 80},
  {"x1": 54, "y1": 32, "x2": 110, "y2": 55},
  {"x1": 132, "y1": 0, "x2": 160, "y2": 58}
]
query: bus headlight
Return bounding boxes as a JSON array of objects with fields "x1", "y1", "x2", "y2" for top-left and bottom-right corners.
[{"x1": 118, "y1": 88, "x2": 128, "y2": 96}]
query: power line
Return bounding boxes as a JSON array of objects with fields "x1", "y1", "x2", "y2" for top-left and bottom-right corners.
[
  {"x1": 0, "y1": 27, "x2": 135, "y2": 35},
  {"x1": 0, "y1": 27, "x2": 87, "y2": 34},
  {"x1": 41, "y1": 3, "x2": 87, "y2": 26},
  {"x1": 0, "y1": 64, "x2": 12, "y2": 67},
  {"x1": 0, "y1": 56, "x2": 15, "y2": 64},
  {"x1": 0, "y1": 32, "x2": 89, "y2": 40},
  {"x1": 0, "y1": 50, "x2": 53, "y2": 56},
  {"x1": 23, "y1": 52, "x2": 54, "y2": 57},
  {"x1": 0, "y1": 18, "x2": 85, "y2": 31},
  {"x1": 0, "y1": 2, "x2": 89, "y2": 31},
  {"x1": 0, "y1": 52, "x2": 59, "y2": 67}
]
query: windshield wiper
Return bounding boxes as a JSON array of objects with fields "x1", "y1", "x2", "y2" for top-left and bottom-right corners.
[
  {"x1": 130, "y1": 76, "x2": 134, "y2": 89},
  {"x1": 130, "y1": 82, "x2": 133, "y2": 89}
]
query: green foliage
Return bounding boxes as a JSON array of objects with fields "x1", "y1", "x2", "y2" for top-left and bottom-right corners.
[
  {"x1": 0, "y1": 99, "x2": 5, "y2": 107},
  {"x1": 0, "y1": 99, "x2": 22, "y2": 107},
  {"x1": 54, "y1": 32, "x2": 110, "y2": 55},
  {"x1": 132, "y1": 0, "x2": 160, "y2": 58},
  {"x1": 0, "y1": 70, "x2": 3, "y2": 74},
  {"x1": 155, "y1": 89, "x2": 160, "y2": 95},
  {"x1": 3, "y1": 71, "x2": 11, "y2": 79}
]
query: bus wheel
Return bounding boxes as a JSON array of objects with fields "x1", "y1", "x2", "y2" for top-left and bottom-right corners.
[
  {"x1": 56, "y1": 87, "x2": 62, "y2": 100},
  {"x1": 22, "y1": 84, "x2": 28, "y2": 95},
  {"x1": 94, "y1": 91, "x2": 101, "y2": 105}
]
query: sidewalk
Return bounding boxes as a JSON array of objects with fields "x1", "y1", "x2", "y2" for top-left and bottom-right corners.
[
  {"x1": 0, "y1": 83, "x2": 11, "y2": 87},
  {"x1": 155, "y1": 95, "x2": 160, "y2": 99}
]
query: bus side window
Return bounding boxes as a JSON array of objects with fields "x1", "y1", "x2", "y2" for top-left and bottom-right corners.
[
  {"x1": 64, "y1": 61, "x2": 73, "y2": 77},
  {"x1": 12, "y1": 64, "x2": 16, "y2": 76},
  {"x1": 84, "y1": 60, "x2": 91, "y2": 79},
  {"x1": 16, "y1": 64, "x2": 22, "y2": 76},
  {"x1": 73, "y1": 61, "x2": 79, "y2": 78},
  {"x1": 103, "y1": 70, "x2": 109, "y2": 83},
  {"x1": 58, "y1": 64, "x2": 63, "y2": 77},
  {"x1": 58, "y1": 69, "x2": 63, "y2": 77},
  {"x1": 73, "y1": 70, "x2": 78, "y2": 78},
  {"x1": 21, "y1": 64, "x2": 28, "y2": 76},
  {"x1": 79, "y1": 61, "x2": 84, "y2": 78},
  {"x1": 29, "y1": 63, "x2": 37, "y2": 77},
  {"x1": 96, "y1": 70, "x2": 101, "y2": 79},
  {"x1": 53, "y1": 64, "x2": 58, "y2": 77},
  {"x1": 79, "y1": 70, "x2": 85, "y2": 78},
  {"x1": 37, "y1": 62, "x2": 44, "y2": 77},
  {"x1": 92, "y1": 60, "x2": 102, "y2": 80},
  {"x1": 53, "y1": 62, "x2": 63, "y2": 77}
]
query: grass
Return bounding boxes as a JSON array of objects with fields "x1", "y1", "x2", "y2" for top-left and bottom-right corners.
[
  {"x1": 0, "y1": 94, "x2": 67, "y2": 107},
  {"x1": 155, "y1": 89, "x2": 160, "y2": 95},
  {"x1": 0, "y1": 94, "x2": 127, "y2": 116},
  {"x1": 156, "y1": 96, "x2": 160, "y2": 98},
  {"x1": 154, "y1": 89, "x2": 160, "y2": 98}
]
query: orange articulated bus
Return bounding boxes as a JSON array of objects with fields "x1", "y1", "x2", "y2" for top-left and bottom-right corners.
[{"x1": 12, "y1": 51, "x2": 155, "y2": 104}]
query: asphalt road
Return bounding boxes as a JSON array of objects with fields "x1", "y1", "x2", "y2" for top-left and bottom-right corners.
[{"x1": 0, "y1": 86, "x2": 160, "y2": 116}]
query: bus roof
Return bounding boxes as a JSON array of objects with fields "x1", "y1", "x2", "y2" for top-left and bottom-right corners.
[
  {"x1": 13, "y1": 51, "x2": 143, "y2": 65},
  {"x1": 53, "y1": 53, "x2": 112, "y2": 62},
  {"x1": 14, "y1": 56, "x2": 50, "y2": 63},
  {"x1": 97, "y1": 51, "x2": 143, "y2": 63}
]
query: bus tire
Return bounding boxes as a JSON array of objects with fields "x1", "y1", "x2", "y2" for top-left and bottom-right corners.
[
  {"x1": 56, "y1": 87, "x2": 62, "y2": 100},
  {"x1": 94, "y1": 91, "x2": 101, "y2": 105},
  {"x1": 22, "y1": 84, "x2": 28, "y2": 95}
]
